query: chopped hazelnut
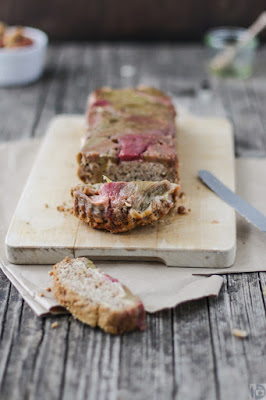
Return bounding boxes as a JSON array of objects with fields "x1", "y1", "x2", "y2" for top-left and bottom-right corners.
[
  {"x1": 51, "y1": 322, "x2": 58, "y2": 329},
  {"x1": 178, "y1": 206, "x2": 188, "y2": 215},
  {"x1": 232, "y1": 328, "x2": 248, "y2": 338}
]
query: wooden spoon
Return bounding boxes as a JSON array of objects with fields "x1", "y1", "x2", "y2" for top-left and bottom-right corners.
[{"x1": 209, "y1": 11, "x2": 266, "y2": 72}]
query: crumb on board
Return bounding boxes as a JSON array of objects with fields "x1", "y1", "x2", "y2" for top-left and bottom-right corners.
[
  {"x1": 57, "y1": 204, "x2": 73, "y2": 214},
  {"x1": 179, "y1": 191, "x2": 186, "y2": 200},
  {"x1": 26, "y1": 221, "x2": 30, "y2": 225},
  {"x1": 40, "y1": 292, "x2": 44, "y2": 297},
  {"x1": 212, "y1": 220, "x2": 219, "y2": 224},
  {"x1": 51, "y1": 322, "x2": 58, "y2": 329},
  {"x1": 188, "y1": 208, "x2": 191, "y2": 212},
  {"x1": 232, "y1": 328, "x2": 248, "y2": 339},
  {"x1": 44, "y1": 203, "x2": 49, "y2": 208},
  {"x1": 197, "y1": 186, "x2": 201, "y2": 190},
  {"x1": 46, "y1": 287, "x2": 51, "y2": 292},
  {"x1": 177, "y1": 206, "x2": 188, "y2": 215}
]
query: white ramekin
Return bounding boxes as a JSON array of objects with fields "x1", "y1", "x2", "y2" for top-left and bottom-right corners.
[{"x1": 0, "y1": 27, "x2": 48, "y2": 86}]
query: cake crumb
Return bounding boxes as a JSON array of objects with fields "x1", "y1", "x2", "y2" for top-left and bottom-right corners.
[
  {"x1": 51, "y1": 322, "x2": 58, "y2": 329},
  {"x1": 179, "y1": 192, "x2": 186, "y2": 201},
  {"x1": 44, "y1": 203, "x2": 49, "y2": 208},
  {"x1": 178, "y1": 206, "x2": 188, "y2": 215},
  {"x1": 46, "y1": 287, "x2": 51, "y2": 292},
  {"x1": 40, "y1": 292, "x2": 44, "y2": 297},
  {"x1": 212, "y1": 220, "x2": 219, "y2": 224},
  {"x1": 49, "y1": 270, "x2": 54, "y2": 276},
  {"x1": 197, "y1": 186, "x2": 201, "y2": 190},
  {"x1": 232, "y1": 328, "x2": 248, "y2": 339},
  {"x1": 26, "y1": 221, "x2": 30, "y2": 225},
  {"x1": 57, "y1": 204, "x2": 73, "y2": 214}
]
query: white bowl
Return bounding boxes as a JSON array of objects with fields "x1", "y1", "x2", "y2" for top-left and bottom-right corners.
[{"x1": 0, "y1": 27, "x2": 48, "y2": 87}]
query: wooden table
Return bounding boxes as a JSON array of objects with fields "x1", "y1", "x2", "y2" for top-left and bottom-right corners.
[{"x1": 0, "y1": 43, "x2": 266, "y2": 400}]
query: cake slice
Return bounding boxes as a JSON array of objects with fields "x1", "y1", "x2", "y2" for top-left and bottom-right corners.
[
  {"x1": 77, "y1": 134, "x2": 178, "y2": 183},
  {"x1": 52, "y1": 257, "x2": 146, "y2": 334},
  {"x1": 78, "y1": 86, "x2": 179, "y2": 183},
  {"x1": 71, "y1": 180, "x2": 180, "y2": 233}
]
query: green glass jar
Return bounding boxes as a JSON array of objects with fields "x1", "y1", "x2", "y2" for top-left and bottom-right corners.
[{"x1": 204, "y1": 27, "x2": 259, "y2": 79}]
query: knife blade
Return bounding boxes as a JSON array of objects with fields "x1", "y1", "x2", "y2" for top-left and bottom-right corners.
[{"x1": 198, "y1": 169, "x2": 266, "y2": 232}]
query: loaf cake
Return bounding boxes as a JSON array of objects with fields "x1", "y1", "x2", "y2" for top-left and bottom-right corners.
[
  {"x1": 77, "y1": 86, "x2": 179, "y2": 183},
  {"x1": 71, "y1": 180, "x2": 180, "y2": 233},
  {"x1": 52, "y1": 257, "x2": 146, "y2": 334}
]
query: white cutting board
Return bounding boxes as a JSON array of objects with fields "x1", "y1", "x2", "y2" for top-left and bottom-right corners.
[{"x1": 6, "y1": 113, "x2": 236, "y2": 267}]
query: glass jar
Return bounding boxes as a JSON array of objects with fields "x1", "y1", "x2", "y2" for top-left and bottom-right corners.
[{"x1": 204, "y1": 27, "x2": 259, "y2": 79}]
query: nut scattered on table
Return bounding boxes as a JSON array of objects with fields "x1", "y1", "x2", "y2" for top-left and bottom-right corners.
[
  {"x1": 232, "y1": 328, "x2": 248, "y2": 338},
  {"x1": 178, "y1": 206, "x2": 188, "y2": 215}
]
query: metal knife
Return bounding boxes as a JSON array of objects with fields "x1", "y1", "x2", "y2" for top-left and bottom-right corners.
[{"x1": 198, "y1": 169, "x2": 266, "y2": 232}]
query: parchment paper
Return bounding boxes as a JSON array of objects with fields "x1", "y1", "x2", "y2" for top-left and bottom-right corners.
[{"x1": 1, "y1": 139, "x2": 266, "y2": 315}]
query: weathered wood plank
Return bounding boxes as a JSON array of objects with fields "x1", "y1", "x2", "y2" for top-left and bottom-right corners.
[
  {"x1": 0, "y1": 46, "x2": 58, "y2": 141},
  {"x1": 172, "y1": 300, "x2": 217, "y2": 400},
  {"x1": 208, "y1": 273, "x2": 266, "y2": 400},
  {"x1": 28, "y1": 316, "x2": 70, "y2": 400},
  {"x1": 117, "y1": 311, "x2": 176, "y2": 400},
  {"x1": 213, "y1": 79, "x2": 266, "y2": 156},
  {"x1": 61, "y1": 321, "x2": 121, "y2": 400},
  {"x1": 0, "y1": 271, "x2": 11, "y2": 343}
]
